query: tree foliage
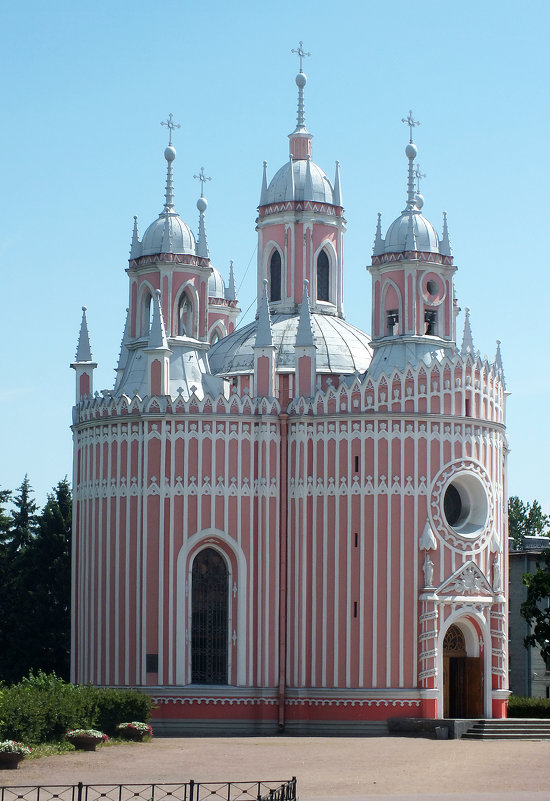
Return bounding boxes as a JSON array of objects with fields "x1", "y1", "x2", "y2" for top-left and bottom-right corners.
[
  {"x1": 0, "y1": 477, "x2": 72, "y2": 684},
  {"x1": 508, "y1": 495, "x2": 550, "y2": 549},
  {"x1": 522, "y1": 546, "x2": 550, "y2": 663}
]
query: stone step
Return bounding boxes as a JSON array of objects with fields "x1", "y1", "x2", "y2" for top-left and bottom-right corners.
[{"x1": 462, "y1": 718, "x2": 550, "y2": 740}]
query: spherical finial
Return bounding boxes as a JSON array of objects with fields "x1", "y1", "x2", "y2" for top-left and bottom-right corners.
[
  {"x1": 82, "y1": 306, "x2": 87, "y2": 312},
  {"x1": 296, "y1": 72, "x2": 307, "y2": 88},
  {"x1": 197, "y1": 196, "x2": 208, "y2": 212},
  {"x1": 155, "y1": 289, "x2": 161, "y2": 298},
  {"x1": 304, "y1": 278, "x2": 309, "y2": 287},
  {"x1": 263, "y1": 278, "x2": 268, "y2": 287},
  {"x1": 415, "y1": 193, "x2": 424, "y2": 209},
  {"x1": 164, "y1": 145, "x2": 176, "y2": 162},
  {"x1": 405, "y1": 143, "x2": 417, "y2": 159}
]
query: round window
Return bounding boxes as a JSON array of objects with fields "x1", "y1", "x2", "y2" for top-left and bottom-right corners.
[
  {"x1": 443, "y1": 473, "x2": 488, "y2": 536},
  {"x1": 427, "y1": 279, "x2": 438, "y2": 296}
]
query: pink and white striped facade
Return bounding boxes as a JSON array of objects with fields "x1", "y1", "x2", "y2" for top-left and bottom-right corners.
[{"x1": 71, "y1": 75, "x2": 508, "y2": 734}]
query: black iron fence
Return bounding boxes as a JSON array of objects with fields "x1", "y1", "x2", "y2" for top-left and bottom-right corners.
[{"x1": 0, "y1": 780, "x2": 297, "y2": 801}]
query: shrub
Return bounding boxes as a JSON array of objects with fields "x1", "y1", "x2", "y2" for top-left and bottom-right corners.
[
  {"x1": 508, "y1": 695, "x2": 550, "y2": 718},
  {"x1": 0, "y1": 672, "x2": 151, "y2": 743},
  {"x1": 93, "y1": 688, "x2": 152, "y2": 737}
]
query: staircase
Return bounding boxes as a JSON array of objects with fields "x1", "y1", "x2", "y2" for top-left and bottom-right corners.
[{"x1": 462, "y1": 718, "x2": 550, "y2": 740}]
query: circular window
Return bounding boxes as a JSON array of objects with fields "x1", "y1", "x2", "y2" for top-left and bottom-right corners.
[
  {"x1": 443, "y1": 473, "x2": 488, "y2": 536},
  {"x1": 427, "y1": 279, "x2": 438, "y2": 296}
]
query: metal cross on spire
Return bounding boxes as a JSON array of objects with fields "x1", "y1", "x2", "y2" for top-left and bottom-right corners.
[
  {"x1": 291, "y1": 40, "x2": 311, "y2": 72},
  {"x1": 414, "y1": 164, "x2": 426, "y2": 193},
  {"x1": 161, "y1": 113, "x2": 181, "y2": 146},
  {"x1": 401, "y1": 110, "x2": 420, "y2": 143},
  {"x1": 193, "y1": 167, "x2": 212, "y2": 196}
]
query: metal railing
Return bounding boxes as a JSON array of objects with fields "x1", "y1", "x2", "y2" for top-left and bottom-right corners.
[{"x1": 0, "y1": 779, "x2": 297, "y2": 801}]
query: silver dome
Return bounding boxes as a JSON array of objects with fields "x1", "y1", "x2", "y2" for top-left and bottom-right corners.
[
  {"x1": 208, "y1": 313, "x2": 372, "y2": 376},
  {"x1": 265, "y1": 159, "x2": 335, "y2": 205},
  {"x1": 384, "y1": 210, "x2": 440, "y2": 254},
  {"x1": 208, "y1": 266, "x2": 226, "y2": 299},
  {"x1": 141, "y1": 212, "x2": 196, "y2": 256}
]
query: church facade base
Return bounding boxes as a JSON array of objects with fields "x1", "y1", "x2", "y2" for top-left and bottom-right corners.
[{"x1": 147, "y1": 687, "x2": 451, "y2": 736}]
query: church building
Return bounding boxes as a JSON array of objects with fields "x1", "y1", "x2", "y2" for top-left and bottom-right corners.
[{"x1": 71, "y1": 48, "x2": 509, "y2": 734}]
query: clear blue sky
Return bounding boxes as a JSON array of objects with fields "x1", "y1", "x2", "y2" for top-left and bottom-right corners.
[{"x1": 1, "y1": 0, "x2": 548, "y2": 513}]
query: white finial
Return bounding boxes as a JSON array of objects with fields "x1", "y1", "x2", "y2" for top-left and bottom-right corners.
[
  {"x1": 373, "y1": 212, "x2": 384, "y2": 256},
  {"x1": 440, "y1": 211, "x2": 452, "y2": 256},
  {"x1": 255, "y1": 279, "x2": 274, "y2": 348},
  {"x1": 130, "y1": 215, "x2": 141, "y2": 258},
  {"x1": 333, "y1": 161, "x2": 343, "y2": 207},
  {"x1": 75, "y1": 306, "x2": 93, "y2": 362},
  {"x1": 260, "y1": 161, "x2": 269, "y2": 206},
  {"x1": 226, "y1": 259, "x2": 237, "y2": 301},
  {"x1": 461, "y1": 307, "x2": 475, "y2": 355},
  {"x1": 296, "y1": 279, "x2": 315, "y2": 347},
  {"x1": 495, "y1": 340, "x2": 506, "y2": 388},
  {"x1": 148, "y1": 289, "x2": 169, "y2": 351}
]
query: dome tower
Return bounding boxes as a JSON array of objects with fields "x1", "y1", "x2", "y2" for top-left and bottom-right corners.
[
  {"x1": 257, "y1": 42, "x2": 345, "y2": 317},
  {"x1": 368, "y1": 112, "x2": 457, "y2": 377}
]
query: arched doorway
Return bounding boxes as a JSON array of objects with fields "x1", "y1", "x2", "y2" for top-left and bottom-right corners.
[
  {"x1": 443, "y1": 623, "x2": 483, "y2": 718},
  {"x1": 191, "y1": 548, "x2": 228, "y2": 684}
]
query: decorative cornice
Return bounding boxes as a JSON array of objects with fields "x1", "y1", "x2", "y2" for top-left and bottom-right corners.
[
  {"x1": 259, "y1": 200, "x2": 343, "y2": 218},
  {"x1": 371, "y1": 251, "x2": 453, "y2": 267},
  {"x1": 129, "y1": 253, "x2": 210, "y2": 269}
]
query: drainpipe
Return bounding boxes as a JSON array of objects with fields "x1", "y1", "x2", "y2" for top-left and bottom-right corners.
[{"x1": 278, "y1": 413, "x2": 289, "y2": 729}]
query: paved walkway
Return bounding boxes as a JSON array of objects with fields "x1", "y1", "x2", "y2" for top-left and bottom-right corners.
[{"x1": 1, "y1": 736, "x2": 549, "y2": 800}]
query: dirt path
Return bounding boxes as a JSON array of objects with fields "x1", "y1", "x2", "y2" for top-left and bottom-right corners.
[{"x1": 1, "y1": 737, "x2": 549, "y2": 800}]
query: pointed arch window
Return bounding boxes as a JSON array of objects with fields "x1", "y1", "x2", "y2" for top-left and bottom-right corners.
[
  {"x1": 178, "y1": 293, "x2": 192, "y2": 336},
  {"x1": 269, "y1": 251, "x2": 282, "y2": 302},
  {"x1": 210, "y1": 330, "x2": 221, "y2": 345},
  {"x1": 191, "y1": 548, "x2": 228, "y2": 684},
  {"x1": 317, "y1": 250, "x2": 330, "y2": 302}
]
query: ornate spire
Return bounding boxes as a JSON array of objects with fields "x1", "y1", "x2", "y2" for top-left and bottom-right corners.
[
  {"x1": 295, "y1": 280, "x2": 315, "y2": 347},
  {"x1": 304, "y1": 155, "x2": 314, "y2": 201},
  {"x1": 255, "y1": 279, "x2": 274, "y2": 347},
  {"x1": 160, "y1": 114, "x2": 180, "y2": 213},
  {"x1": 373, "y1": 212, "x2": 384, "y2": 256},
  {"x1": 333, "y1": 161, "x2": 342, "y2": 207},
  {"x1": 286, "y1": 155, "x2": 295, "y2": 200},
  {"x1": 402, "y1": 110, "x2": 420, "y2": 211},
  {"x1": 75, "y1": 307, "x2": 93, "y2": 362},
  {"x1": 194, "y1": 168, "x2": 212, "y2": 259},
  {"x1": 226, "y1": 260, "x2": 237, "y2": 301},
  {"x1": 260, "y1": 161, "x2": 269, "y2": 206},
  {"x1": 130, "y1": 216, "x2": 141, "y2": 258},
  {"x1": 116, "y1": 307, "x2": 131, "y2": 375},
  {"x1": 461, "y1": 307, "x2": 475, "y2": 355},
  {"x1": 495, "y1": 340, "x2": 506, "y2": 388},
  {"x1": 440, "y1": 211, "x2": 452, "y2": 256},
  {"x1": 291, "y1": 41, "x2": 310, "y2": 132},
  {"x1": 148, "y1": 290, "x2": 169, "y2": 351}
]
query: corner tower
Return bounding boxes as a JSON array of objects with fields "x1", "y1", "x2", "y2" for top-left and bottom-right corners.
[{"x1": 368, "y1": 112, "x2": 456, "y2": 377}]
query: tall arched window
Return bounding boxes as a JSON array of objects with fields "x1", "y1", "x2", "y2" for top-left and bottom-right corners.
[
  {"x1": 269, "y1": 250, "x2": 282, "y2": 302},
  {"x1": 317, "y1": 250, "x2": 330, "y2": 302},
  {"x1": 191, "y1": 548, "x2": 228, "y2": 684},
  {"x1": 178, "y1": 293, "x2": 192, "y2": 336}
]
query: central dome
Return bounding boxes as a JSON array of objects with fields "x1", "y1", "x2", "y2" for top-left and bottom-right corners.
[
  {"x1": 264, "y1": 159, "x2": 335, "y2": 205},
  {"x1": 208, "y1": 313, "x2": 372, "y2": 376}
]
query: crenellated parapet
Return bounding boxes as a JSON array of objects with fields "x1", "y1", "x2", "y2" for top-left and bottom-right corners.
[
  {"x1": 72, "y1": 386, "x2": 281, "y2": 425},
  {"x1": 287, "y1": 351, "x2": 506, "y2": 422}
]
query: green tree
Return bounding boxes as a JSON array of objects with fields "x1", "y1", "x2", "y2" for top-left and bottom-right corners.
[
  {"x1": 0, "y1": 478, "x2": 72, "y2": 683},
  {"x1": 522, "y1": 547, "x2": 550, "y2": 664},
  {"x1": 508, "y1": 495, "x2": 550, "y2": 549}
]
